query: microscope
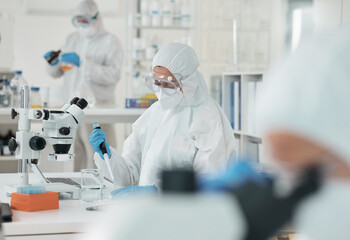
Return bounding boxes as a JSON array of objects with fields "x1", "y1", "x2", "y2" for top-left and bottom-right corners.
[{"x1": 5, "y1": 86, "x2": 88, "y2": 199}]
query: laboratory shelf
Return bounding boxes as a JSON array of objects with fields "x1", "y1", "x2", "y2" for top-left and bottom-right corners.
[
  {"x1": 0, "y1": 156, "x2": 16, "y2": 161},
  {"x1": 132, "y1": 25, "x2": 193, "y2": 30},
  {"x1": 222, "y1": 72, "x2": 264, "y2": 77},
  {"x1": 233, "y1": 130, "x2": 262, "y2": 140},
  {"x1": 0, "y1": 108, "x2": 145, "y2": 124}
]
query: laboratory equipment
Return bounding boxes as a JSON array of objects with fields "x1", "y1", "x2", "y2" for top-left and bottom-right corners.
[
  {"x1": 0, "y1": 80, "x2": 11, "y2": 108},
  {"x1": 1, "y1": 203, "x2": 12, "y2": 222},
  {"x1": 10, "y1": 71, "x2": 28, "y2": 108},
  {"x1": 11, "y1": 189, "x2": 59, "y2": 212},
  {"x1": 30, "y1": 87, "x2": 42, "y2": 108},
  {"x1": 92, "y1": 122, "x2": 116, "y2": 188},
  {"x1": 5, "y1": 86, "x2": 88, "y2": 198},
  {"x1": 81, "y1": 169, "x2": 103, "y2": 211}
]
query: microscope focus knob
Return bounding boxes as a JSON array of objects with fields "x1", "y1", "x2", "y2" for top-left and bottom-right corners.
[
  {"x1": 11, "y1": 109, "x2": 18, "y2": 119},
  {"x1": 29, "y1": 136, "x2": 46, "y2": 151},
  {"x1": 59, "y1": 127, "x2": 70, "y2": 136},
  {"x1": 8, "y1": 137, "x2": 18, "y2": 153}
]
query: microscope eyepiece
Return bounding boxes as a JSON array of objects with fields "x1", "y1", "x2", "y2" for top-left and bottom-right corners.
[
  {"x1": 70, "y1": 97, "x2": 80, "y2": 105},
  {"x1": 76, "y1": 98, "x2": 88, "y2": 110}
]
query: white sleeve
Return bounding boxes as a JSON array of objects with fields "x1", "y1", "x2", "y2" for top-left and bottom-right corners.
[
  {"x1": 94, "y1": 137, "x2": 142, "y2": 187},
  {"x1": 190, "y1": 106, "x2": 235, "y2": 177},
  {"x1": 94, "y1": 107, "x2": 153, "y2": 186}
]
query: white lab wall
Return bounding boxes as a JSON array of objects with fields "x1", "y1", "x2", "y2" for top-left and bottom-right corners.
[
  {"x1": 342, "y1": 0, "x2": 350, "y2": 24},
  {"x1": 313, "y1": 0, "x2": 343, "y2": 32},
  {"x1": 0, "y1": 0, "x2": 15, "y2": 70}
]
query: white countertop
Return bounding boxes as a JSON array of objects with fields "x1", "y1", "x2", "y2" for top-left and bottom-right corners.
[
  {"x1": 0, "y1": 108, "x2": 145, "y2": 124},
  {"x1": 0, "y1": 172, "x2": 114, "y2": 237}
]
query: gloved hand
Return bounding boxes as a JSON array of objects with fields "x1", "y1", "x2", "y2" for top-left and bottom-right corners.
[
  {"x1": 89, "y1": 128, "x2": 111, "y2": 159},
  {"x1": 234, "y1": 166, "x2": 321, "y2": 240},
  {"x1": 198, "y1": 160, "x2": 272, "y2": 192},
  {"x1": 60, "y1": 52, "x2": 80, "y2": 67},
  {"x1": 111, "y1": 185, "x2": 158, "y2": 199},
  {"x1": 43, "y1": 50, "x2": 59, "y2": 65}
]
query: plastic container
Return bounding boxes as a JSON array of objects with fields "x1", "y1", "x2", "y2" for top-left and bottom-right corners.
[
  {"x1": 181, "y1": 0, "x2": 191, "y2": 27},
  {"x1": 151, "y1": 0, "x2": 161, "y2": 26},
  {"x1": 0, "y1": 80, "x2": 12, "y2": 108},
  {"x1": 30, "y1": 87, "x2": 42, "y2": 108},
  {"x1": 11, "y1": 191, "x2": 59, "y2": 212},
  {"x1": 162, "y1": 2, "x2": 173, "y2": 27},
  {"x1": 125, "y1": 98, "x2": 157, "y2": 108},
  {"x1": 10, "y1": 70, "x2": 28, "y2": 108}
]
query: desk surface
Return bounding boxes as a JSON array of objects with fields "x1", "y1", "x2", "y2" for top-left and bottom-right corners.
[
  {"x1": 0, "y1": 108, "x2": 145, "y2": 124},
  {"x1": 0, "y1": 172, "x2": 113, "y2": 237}
]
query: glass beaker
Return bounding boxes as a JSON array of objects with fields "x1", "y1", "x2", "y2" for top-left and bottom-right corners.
[{"x1": 81, "y1": 169, "x2": 103, "y2": 211}]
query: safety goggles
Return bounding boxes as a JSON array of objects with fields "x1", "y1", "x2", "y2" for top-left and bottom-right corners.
[
  {"x1": 72, "y1": 12, "x2": 99, "y2": 28},
  {"x1": 145, "y1": 72, "x2": 183, "y2": 96}
]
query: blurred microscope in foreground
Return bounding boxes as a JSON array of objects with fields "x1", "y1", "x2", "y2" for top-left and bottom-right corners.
[{"x1": 5, "y1": 86, "x2": 88, "y2": 198}]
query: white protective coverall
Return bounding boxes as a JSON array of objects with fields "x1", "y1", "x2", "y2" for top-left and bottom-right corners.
[
  {"x1": 257, "y1": 28, "x2": 350, "y2": 240},
  {"x1": 95, "y1": 43, "x2": 237, "y2": 187},
  {"x1": 45, "y1": 0, "x2": 122, "y2": 170}
]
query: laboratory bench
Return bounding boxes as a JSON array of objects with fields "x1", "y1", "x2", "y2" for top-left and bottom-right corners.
[
  {"x1": 0, "y1": 108, "x2": 145, "y2": 124},
  {"x1": 0, "y1": 172, "x2": 114, "y2": 240}
]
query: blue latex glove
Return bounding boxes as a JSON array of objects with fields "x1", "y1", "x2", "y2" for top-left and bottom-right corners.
[
  {"x1": 197, "y1": 160, "x2": 272, "y2": 192},
  {"x1": 60, "y1": 52, "x2": 80, "y2": 67},
  {"x1": 111, "y1": 185, "x2": 158, "y2": 199},
  {"x1": 43, "y1": 50, "x2": 59, "y2": 65},
  {"x1": 89, "y1": 128, "x2": 111, "y2": 159}
]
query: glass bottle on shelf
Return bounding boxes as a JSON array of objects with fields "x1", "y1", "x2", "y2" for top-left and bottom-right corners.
[
  {"x1": 10, "y1": 70, "x2": 28, "y2": 108},
  {"x1": 0, "y1": 80, "x2": 12, "y2": 108},
  {"x1": 162, "y1": 1, "x2": 173, "y2": 27},
  {"x1": 151, "y1": 0, "x2": 161, "y2": 27}
]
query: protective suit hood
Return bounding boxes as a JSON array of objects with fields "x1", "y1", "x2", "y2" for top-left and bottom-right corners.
[
  {"x1": 257, "y1": 28, "x2": 350, "y2": 165},
  {"x1": 74, "y1": 0, "x2": 105, "y2": 39},
  {"x1": 152, "y1": 43, "x2": 209, "y2": 109}
]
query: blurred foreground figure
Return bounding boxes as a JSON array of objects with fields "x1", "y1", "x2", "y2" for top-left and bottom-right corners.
[{"x1": 258, "y1": 27, "x2": 350, "y2": 240}]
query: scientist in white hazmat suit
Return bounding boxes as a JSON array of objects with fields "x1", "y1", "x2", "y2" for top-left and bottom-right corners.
[
  {"x1": 44, "y1": 0, "x2": 122, "y2": 170},
  {"x1": 89, "y1": 42, "x2": 237, "y2": 195}
]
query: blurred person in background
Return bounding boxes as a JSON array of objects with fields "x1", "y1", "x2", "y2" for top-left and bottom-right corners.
[{"x1": 43, "y1": 0, "x2": 123, "y2": 170}]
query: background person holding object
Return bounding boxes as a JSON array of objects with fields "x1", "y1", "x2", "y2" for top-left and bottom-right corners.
[
  {"x1": 43, "y1": 0, "x2": 123, "y2": 170},
  {"x1": 89, "y1": 42, "x2": 237, "y2": 196}
]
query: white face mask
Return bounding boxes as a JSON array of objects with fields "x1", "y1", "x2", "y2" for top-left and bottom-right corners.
[
  {"x1": 155, "y1": 89, "x2": 183, "y2": 110},
  {"x1": 79, "y1": 25, "x2": 97, "y2": 38}
]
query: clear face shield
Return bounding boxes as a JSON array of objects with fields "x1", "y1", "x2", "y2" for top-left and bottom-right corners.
[
  {"x1": 145, "y1": 72, "x2": 183, "y2": 96},
  {"x1": 72, "y1": 12, "x2": 99, "y2": 28}
]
